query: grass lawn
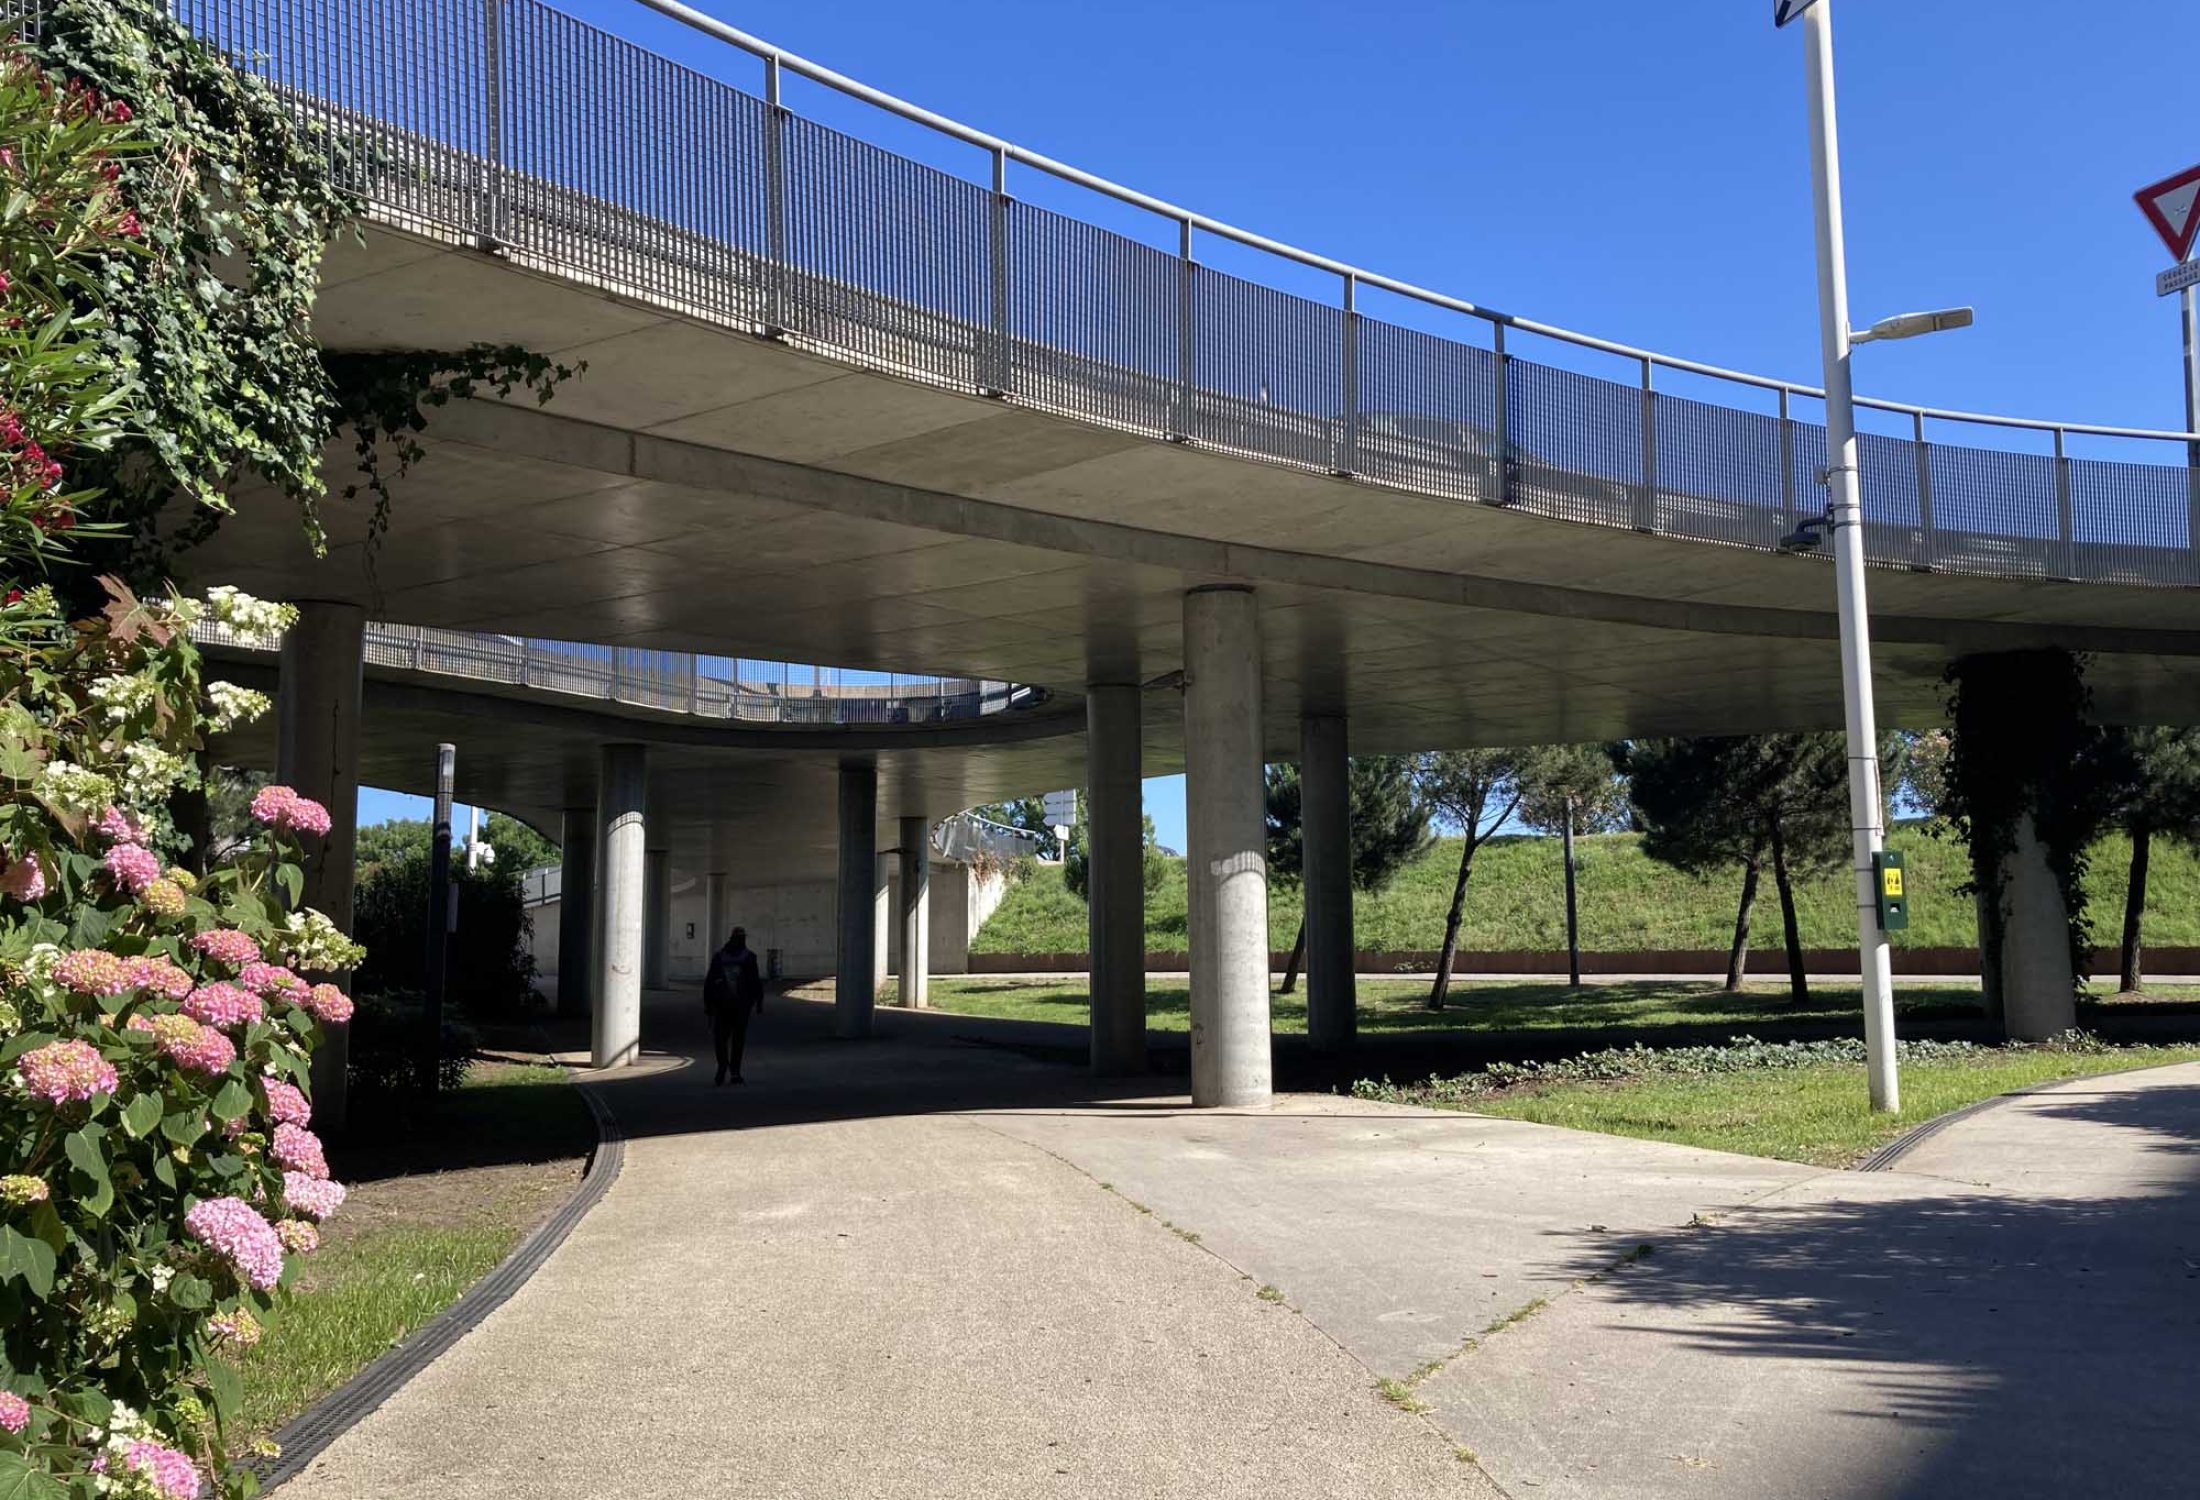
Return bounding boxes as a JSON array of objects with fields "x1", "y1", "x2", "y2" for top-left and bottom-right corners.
[
  {"x1": 970, "y1": 826, "x2": 2200, "y2": 956},
  {"x1": 1396, "y1": 1046, "x2": 2200, "y2": 1168},
  {"x1": 902, "y1": 974, "x2": 2052, "y2": 1035},
  {"x1": 223, "y1": 1059, "x2": 596, "y2": 1442}
]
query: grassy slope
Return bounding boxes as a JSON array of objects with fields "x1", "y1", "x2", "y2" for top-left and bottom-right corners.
[
  {"x1": 972, "y1": 826, "x2": 2200, "y2": 955},
  {"x1": 225, "y1": 1062, "x2": 594, "y2": 1440},
  {"x1": 1469, "y1": 1047, "x2": 2200, "y2": 1167},
  {"x1": 910, "y1": 975, "x2": 2017, "y2": 1035}
]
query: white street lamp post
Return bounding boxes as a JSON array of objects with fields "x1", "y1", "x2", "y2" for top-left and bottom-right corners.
[{"x1": 1797, "y1": 0, "x2": 1899, "y2": 1113}]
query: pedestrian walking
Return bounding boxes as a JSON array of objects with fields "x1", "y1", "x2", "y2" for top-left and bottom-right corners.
[{"x1": 704, "y1": 925, "x2": 765, "y2": 1085}]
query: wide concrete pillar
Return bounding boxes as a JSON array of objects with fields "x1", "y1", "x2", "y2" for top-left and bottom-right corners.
[
  {"x1": 278, "y1": 601, "x2": 363, "y2": 1132},
  {"x1": 706, "y1": 871, "x2": 730, "y2": 951},
  {"x1": 1087, "y1": 683, "x2": 1147, "y2": 1075},
  {"x1": 897, "y1": 817, "x2": 931, "y2": 1009},
  {"x1": 594, "y1": 744, "x2": 648, "y2": 1068},
  {"x1": 642, "y1": 849, "x2": 670, "y2": 990},
  {"x1": 1301, "y1": 713, "x2": 1355, "y2": 1054},
  {"x1": 1999, "y1": 811, "x2": 2078, "y2": 1039},
  {"x1": 1182, "y1": 586, "x2": 1271, "y2": 1107},
  {"x1": 874, "y1": 854, "x2": 892, "y2": 997},
  {"x1": 836, "y1": 764, "x2": 879, "y2": 1038},
  {"x1": 556, "y1": 805, "x2": 595, "y2": 1020}
]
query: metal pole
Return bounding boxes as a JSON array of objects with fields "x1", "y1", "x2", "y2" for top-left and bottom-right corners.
[
  {"x1": 1637, "y1": 356, "x2": 1658, "y2": 531},
  {"x1": 1491, "y1": 322, "x2": 1511, "y2": 505},
  {"x1": 2183, "y1": 285, "x2": 2200, "y2": 582},
  {"x1": 424, "y1": 743, "x2": 456, "y2": 1099},
  {"x1": 764, "y1": 53, "x2": 787, "y2": 335},
  {"x1": 1340, "y1": 273, "x2": 1360, "y2": 476},
  {"x1": 1802, "y1": 2, "x2": 1897, "y2": 1113},
  {"x1": 1562, "y1": 797, "x2": 1580, "y2": 988},
  {"x1": 989, "y1": 146, "x2": 1010, "y2": 395}
]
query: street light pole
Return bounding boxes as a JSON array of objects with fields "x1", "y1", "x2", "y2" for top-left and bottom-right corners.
[{"x1": 1800, "y1": 1, "x2": 1899, "y2": 1113}]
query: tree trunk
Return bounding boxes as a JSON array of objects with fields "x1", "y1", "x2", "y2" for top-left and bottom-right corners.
[
  {"x1": 2120, "y1": 826, "x2": 2151, "y2": 994},
  {"x1": 1279, "y1": 918, "x2": 1307, "y2": 995},
  {"x1": 1725, "y1": 850, "x2": 1762, "y2": 992},
  {"x1": 1562, "y1": 800, "x2": 1581, "y2": 987},
  {"x1": 1428, "y1": 841, "x2": 1476, "y2": 1011},
  {"x1": 1768, "y1": 817, "x2": 1808, "y2": 1004}
]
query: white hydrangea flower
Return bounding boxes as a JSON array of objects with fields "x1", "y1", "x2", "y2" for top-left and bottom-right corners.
[
  {"x1": 147, "y1": 1265, "x2": 174, "y2": 1293},
  {"x1": 157, "y1": 594, "x2": 204, "y2": 628},
  {"x1": 88, "y1": 674, "x2": 156, "y2": 724},
  {"x1": 203, "y1": 586, "x2": 300, "y2": 640},
  {"x1": 205, "y1": 681, "x2": 272, "y2": 732},
  {"x1": 119, "y1": 744, "x2": 194, "y2": 805},
  {"x1": 32, "y1": 760, "x2": 115, "y2": 816},
  {"x1": 283, "y1": 909, "x2": 366, "y2": 973}
]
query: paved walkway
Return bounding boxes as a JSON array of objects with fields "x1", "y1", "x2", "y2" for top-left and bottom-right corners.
[{"x1": 278, "y1": 992, "x2": 2200, "y2": 1499}]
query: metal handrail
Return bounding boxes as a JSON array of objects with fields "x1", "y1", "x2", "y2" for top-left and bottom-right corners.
[{"x1": 632, "y1": 0, "x2": 2199, "y2": 447}]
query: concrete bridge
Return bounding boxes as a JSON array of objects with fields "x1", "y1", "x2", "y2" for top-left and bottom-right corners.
[{"x1": 180, "y1": 0, "x2": 2200, "y2": 1110}]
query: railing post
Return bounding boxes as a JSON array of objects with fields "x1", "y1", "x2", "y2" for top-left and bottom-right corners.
[
  {"x1": 1489, "y1": 323, "x2": 1512, "y2": 505},
  {"x1": 2054, "y1": 426, "x2": 2077, "y2": 580},
  {"x1": 1912, "y1": 410, "x2": 1936, "y2": 570},
  {"x1": 1777, "y1": 386, "x2": 1796, "y2": 534},
  {"x1": 481, "y1": 0, "x2": 505, "y2": 248},
  {"x1": 1338, "y1": 273, "x2": 1359, "y2": 476},
  {"x1": 988, "y1": 147, "x2": 1010, "y2": 396},
  {"x1": 1172, "y1": 217, "x2": 1194, "y2": 441},
  {"x1": 764, "y1": 54, "x2": 788, "y2": 336},
  {"x1": 1635, "y1": 356, "x2": 1658, "y2": 532}
]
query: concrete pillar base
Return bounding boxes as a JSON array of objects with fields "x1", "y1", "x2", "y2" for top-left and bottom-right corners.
[
  {"x1": 1183, "y1": 586, "x2": 1271, "y2": 1108},
  {"x1": 1999, "y1": 811, "x2": 2077, "y2": 1040},
  {"x1": 594, "y1": 744, "x2": 648, "y2": 1068}
]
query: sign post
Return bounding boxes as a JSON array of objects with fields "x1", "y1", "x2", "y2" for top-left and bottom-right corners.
[{"x1": 2133, "y1": 165, "x2": 2200, "y2": 514}]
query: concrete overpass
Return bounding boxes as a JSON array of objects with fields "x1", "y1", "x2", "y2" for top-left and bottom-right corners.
[{"x1": 178, "y1": 0, "x2": 2200, "y2": 1106}]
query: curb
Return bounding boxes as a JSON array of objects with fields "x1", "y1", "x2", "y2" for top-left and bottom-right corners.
[
  {"x1": 260, "y1": 1078, "x2": 625, "y2": 1491},
  {"x1": 1854, "y1": 1085, "x2": 2043, "y2": 1172}
]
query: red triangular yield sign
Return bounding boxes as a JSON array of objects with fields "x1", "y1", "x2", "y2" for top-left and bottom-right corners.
[{"x1": 2135, "y1": 162, "x2": 2200, "y2": 263}]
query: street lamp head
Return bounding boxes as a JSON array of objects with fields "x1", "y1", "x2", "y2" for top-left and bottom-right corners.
[
  {"x1": 1850, "y1": 307, "x2": 1975, "y2": 346},
  {"x1": 1779, "y1": 513, "x2": 1832, "y2": 554}
]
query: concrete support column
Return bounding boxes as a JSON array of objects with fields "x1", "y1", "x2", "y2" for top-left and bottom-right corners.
[
  {"x1": 836, "y1": 764, "x2": 879, "y2": 1038},
  {"x1": 278, "y1": 601, "x2": 364, "y2": 1132},
  {"x1": 1999, "y1": 811, "x2": 2078, "y2": 1039},
  {"x1": 706, "y1": 872, "x2": 730, "y2": 951},
  {"x1": 556, "y1": 805, "x2": 595, "y2": 1020},
  {"x1": 1300, "y1": 713, "x2": 1355, "y2": 1054},
  {"x1": 643, "y1": 849, "x2": 670, "y2": 991},
  {"x1": 1086, "y1": 683, "x2": 1147, "y2": 1075},
  {"x1": 897, "y1": 816, "x2": 931, "y2": 1009},
  {"x1": 1182, "y1": 586, "x2": 1271, "y2": 1107},
  {"x1": 873, "y1": 854, "x2": 892, "y2": 999},
  {"x1": 594, "y1": 744, "x2": 648, "y2": 1068}
]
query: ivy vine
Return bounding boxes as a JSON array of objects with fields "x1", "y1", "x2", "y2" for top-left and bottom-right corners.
[
  {"x1": 25, "y1": 0, "x2": 576, "y2": 599},
  {"x1": 1938, "y1": 649, "x2": 2117, "y2": 1000}
]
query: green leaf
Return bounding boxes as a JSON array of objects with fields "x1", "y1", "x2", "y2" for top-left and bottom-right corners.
[
  {"x1": 203, "y1": 1352, "x2": 243, "y2": 1422},
  {"x1": 0, "y1": 1229, "x2": 55, "y2": 1300},
  {"x1": 209, "y1": 1078, "x2": 252, "y2": 1124},
  {"x1": 120, "y1": 1092, "x2": 163, "y2": 1140},
  {"x1": 0, "y1": 1449, "x2": 70, "y2": 1500},
  {"x1": 168, "y1": 1274, "x2": 211, "y2": 1311},
  {"x1": 275, "y1": 862, "x2": 303, "y2": 909},
  {"x1": 161, "y1": 1109, "x2": 205, "y2": 1147}
]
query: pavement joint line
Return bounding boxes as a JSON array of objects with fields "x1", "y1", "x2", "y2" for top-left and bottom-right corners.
[
  {"x1": 258, "y1": 1073, "x2": 626, "y2": 1494},
  {"x1": 956, "y1": 1111, "x2": 1510, "y2": 1493}
]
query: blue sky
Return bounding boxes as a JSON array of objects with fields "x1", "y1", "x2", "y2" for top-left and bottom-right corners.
[{"x1": 368, "y1": 0, "x2": 2195, "y2": 852}]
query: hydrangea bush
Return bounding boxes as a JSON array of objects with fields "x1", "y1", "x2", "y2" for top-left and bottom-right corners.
[{"x1": 2, "y1": 579, "x2": 361, "y2": 1498}]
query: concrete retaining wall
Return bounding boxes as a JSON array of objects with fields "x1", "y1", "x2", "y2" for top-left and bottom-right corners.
[{"x1": 967, "y1": 946, "x2": 2200, "y2": 977}]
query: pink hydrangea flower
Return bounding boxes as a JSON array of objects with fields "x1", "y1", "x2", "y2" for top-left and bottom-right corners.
[
  {"x1": 53, "y1": 948, "x2": 133, "y2": 998},
  {"x1": 238, "y1": 961, "x2": 307, "y2": 1001},
  {"x1": 262, "y1": 1077, "x2": 311, "y2": 1128},
  {"x1": 249, "y1": 785, "x2": 333, "y2": 839},
  {"x1": 138, "y1": 879, "x2": 186, "y2": 917},
  {"x1": 275, "y1": 1219, "x2": 318, "y2": 1255},
  {"x1": 0, "y1": 851, "x2": 45, "y2": 902},
  {"x1": 143, "y1": 1014, "x2": 235, "y2": 1076},
  {"x1": 124, "y1": 955, "x2": 194, "y2": 1001},
  {"x1": 208, "y1": 1309, "x2": 262, "y2": 1347},
  {"x1": 103, "y1": 842, "x2": 162, "y2": 895},
  {"x1": 0, "y1": 1391, "x2": 26, "y2": 1434},
  {"x1": 271, "y1": 1122, "x2": 328, "y2": 1179},
  {"x1": 282, "y1": 1172, "x2": 345, "y2": 1222},
  {"x1": 183, "y1": 982, "x2": 262, "y2": 1030},
  {"x1": 94, "y1": 806, "x2": 146, "y2": 845},
  {"x1": 183, "y1": 1196, "x2": 284, "y2": 1290},
  {"x1": 16, "y1": 1040, "x2": 117, "y2": 1105},
  {"x1": 305, "y1": 983, "x2": 354, "y2": 1024},
  {"x1": 189, "y1": 929, "x2": 261, "y2": 968},
  {"x1": 116, "y1": 1439, "x2": 201, "y2": 1500}
]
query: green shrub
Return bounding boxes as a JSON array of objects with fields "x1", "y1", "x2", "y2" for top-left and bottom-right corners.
[{"x1": 351, "y1": 844, "x2": 539, "y2": 1020}]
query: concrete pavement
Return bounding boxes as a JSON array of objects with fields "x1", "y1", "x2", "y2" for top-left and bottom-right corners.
[{"x1": 278, "y1": 992, "x2": 2200, "y2": 1498}]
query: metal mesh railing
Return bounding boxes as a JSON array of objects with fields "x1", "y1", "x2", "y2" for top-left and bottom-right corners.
[
  {"x1": 194, "y1": 620, "x2": 1045, "y2": 725},
  {"x1": 173, "y1": 0, "x2": 2200, "y2": 587}
]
